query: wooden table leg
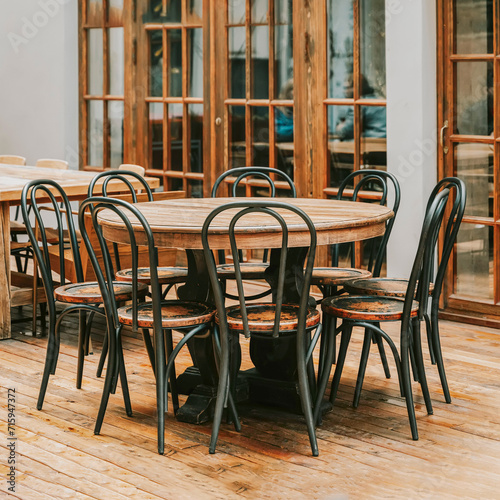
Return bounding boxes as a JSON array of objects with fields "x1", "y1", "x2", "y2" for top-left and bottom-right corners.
[{"x1": 0, "y1": 202, "x2": 12, "y2": 339}]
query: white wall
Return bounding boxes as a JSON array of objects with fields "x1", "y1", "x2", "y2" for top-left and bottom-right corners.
[
  {"x1": 0, "y1": 0, "x2": 79, "y2": 169},
  {"x1": 385, "y1": 0, "x2": 438, "y2": 276}
]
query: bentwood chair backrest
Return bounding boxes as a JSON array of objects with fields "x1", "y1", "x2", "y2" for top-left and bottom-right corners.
[
  {"x1": 211, "y1": 166, "x2": 297, "y2": 198},
  {"x1": 21, "y1": 180, "x2": 84, "y2": 309},
  {"x1": 88, "y1": 170, "x2": 154, "y2": 200},
  {"x1": 79, "y1": 197, "x2": 159, "y2": 334},
  {"x1": 401, "y1": 187, "x2": 452, "y2": 333},
  {"x1": 202, "y1": 199, "x2": 317, "y2": 338},
  {"x1": 334, "y1": 169, "x2": 400, "y2": 277}
]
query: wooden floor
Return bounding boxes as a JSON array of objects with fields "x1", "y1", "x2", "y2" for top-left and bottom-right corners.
[{"x1": 2, "y1": 300, "x2": 500, "y2": 499}]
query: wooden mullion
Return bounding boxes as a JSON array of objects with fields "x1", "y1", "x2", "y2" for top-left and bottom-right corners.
[
  {"x1": 268, "y1": 0, "x2": 275, "y2": 170},
  {"x1": 494, "y1": 225, "x2": 500, "y2": 304},
  {"x1": 182, "y1": 20, "x2": 189, "y2": 191},
  {"x1": 102, "y1": 17, "x2": 110, "y2": 169},
  {"x1": 80, "y1": 2, "x2": 88, "y2": 170},
  {"x1": 164, "y1": 102, "x2": 169, "y2": 179}
]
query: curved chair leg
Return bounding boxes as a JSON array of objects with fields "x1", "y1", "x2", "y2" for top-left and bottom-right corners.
[
  {"x1": 353, "y1": 329, "x2": 373, "y2": 408},
  {"x1": 209, "y1": 327, "x2": 231, "y2": 454},
  {"x1": 96, "y1": 329, "x2": 108, "y2": 378},
  {"x1": 156, "y1": 322, "x2": 167, "y2": 455},
  {"x1": 400, "y1": 347, "x2": 419, "y2": 440},
  {"x1": 431, "y1": 310, "x2": 451, "y2": 403},
  {"x1": 375, "y1": 334, "x2": 391, "y2": 379},
  {"x1": 411, "y1": 318, "x2": 433, "y2": 415},
  {"x1": 296, "y1": 325, "x2": 319, "y2": 456},
  {"x1": 76, "y1": 311, "x2": 87, "y2": 389},
  {"x1": 314, "y1": 319, "x2": 336, "y2": 426},
  {"x1": 329, "y1": 323, "x2": 353, "y2": 405},
  {"x1": 117, "y1": 332, "x2": 133, "y2": 417},
  {"x1": 37, "y1": 321, "x2": 58, "y2": 410},
  {"x1": 424, "y1": 313, "x2": 435, "y2": 364},
  {"x1": 164, "y1": 329, "x2": 180, "y2": 414},
  {"x1": 95, "y1": 325, "x2": 119, "y2": 435}
]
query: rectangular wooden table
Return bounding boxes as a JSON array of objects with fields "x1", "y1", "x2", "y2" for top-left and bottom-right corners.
[{"x1": 0, "y1": 165, "x2": 159, "y2": 339}]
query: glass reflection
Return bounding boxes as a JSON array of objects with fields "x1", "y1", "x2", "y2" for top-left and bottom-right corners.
[
  {"x1": 229, "y1": 0, "x2": 245, "y2": 24},
  {"x1": 252, "y1": 0, "x2": 268, "y2": 24},
  {"x1": 88, "y1": 29, "x2": 103, "y2": 95},
  {"x1": 229, "y1": 105, "x2": 246, "y2": 169},
  {"x1": 108, "y1": 0, "x2": 123, "y2": 25},
  {"x1": 109, "y1": 101, "x2": 124, "y2": 168},
  {"x1": 455, "y1": 0, "x2": 493, "y2": 54},
  {"x1": 456, "y1": 61, "x2": 493, "y2": 136},
  {"x1": 149, "y1": 31, "x2": 163, "y2": 97},
  {"x1": 88, "y1": 100, "x2": 103, "y2": 167},
  {"x1": 456, "y1": 223, "x2": 493, "y2": 300},
  {"x1": 328, "y1": 106, "x2": 354, "y2": 187},
  {"x1": 251, "y1": 107, "x2": 269, "y2": 167},
  {"x1": 251, "y1": 26, "x2": 269, "y2": 99},
  {"x1": 327, "y1": 0, "x2": 353, "y2": 98},
  {"x1": 187, "y1": 0, "x2": 203, "y2": 23},
  {"x1": 274, "y1": 0, "x2": 293, "y2": 98},
  {"x1": 360, "y1": 0, "x2": 386, "y2": 98},
  {"x1": 168, "y1": 30, "x2": 182, "y2": 97},
  {"x1": 188, "y1": 104, "x2": 203, "y2": 173},
  {"x1": 144, "y1": 0, "x2": 181, "y2": 22},
  {"x1": 87, "y1": 0, "x2": 103, "y2": 25},
  {"x1": 149, "y1": 103, "x2": 163, "y2": 169},
  {"x1": 188, "y1": 28, "x2": 203, "y2": 98},
  {"x1": 109, "y1": 28, "x2": 124, "y2": 96},
  {"x1": 169, "y1": 103, "x2": 183, "y2": 171},
  {"x1": 455, "y1": 143, "x2": 493, "y2": 218},
  {"x1": 229, "y1": 27, "x2": 246, "y2": 98}
]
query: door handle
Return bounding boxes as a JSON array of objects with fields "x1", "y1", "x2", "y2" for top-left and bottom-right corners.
[{"x1": 440, "y1": 120, "x2": 449, "y2": 154}]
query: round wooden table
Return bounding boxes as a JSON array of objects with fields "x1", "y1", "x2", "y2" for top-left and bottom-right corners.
[{"x1": 98, "y1": 197, "x2": 393, "y2": 422}]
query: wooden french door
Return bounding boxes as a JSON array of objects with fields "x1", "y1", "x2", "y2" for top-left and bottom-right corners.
[{"x1": 439, "y1": 0, "x2": 500, "y2": 324}]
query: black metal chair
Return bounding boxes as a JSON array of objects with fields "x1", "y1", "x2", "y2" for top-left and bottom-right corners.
[
  {"x1": 211, "y1": 166, "x2": 297, "y2": 301},
  {"x1": 343, "y1": 177, "x2": 466, "y2": 403},
  {"x1": 20, "y1": 180, "x2": 141, "y2": 412},
  {"x1": 202, "y1": 200, "x2": 321, "y2": 456},
  {"x1": 79, "y1": 197, "x2": 215, "y2": 455},
  {"x1": 314, "y1": 169, "x2": 401, "y2": 381},
  {"x1": 88, "y1": 170, "x2": 188, "y2": 376},
  {"x1": 317, "y1": 184, "x2": 458, "y2": 441}
]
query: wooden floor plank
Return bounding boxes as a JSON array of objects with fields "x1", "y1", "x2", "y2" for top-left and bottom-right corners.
[{"x1": 2, "y1": 306, "x2": 500, "y2": 498}]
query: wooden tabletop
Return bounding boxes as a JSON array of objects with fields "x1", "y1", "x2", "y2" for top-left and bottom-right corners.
[
  {"x1": 0, "y1": 165, "x2": 159, "y2": 202},
  {"x1": 98, "y1": 197, "x2": 393, "y2": 250}
]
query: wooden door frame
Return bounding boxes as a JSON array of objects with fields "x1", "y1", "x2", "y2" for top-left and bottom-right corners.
[{"x1": 437, "y1": 0, "x2": 500, "y2": 328}]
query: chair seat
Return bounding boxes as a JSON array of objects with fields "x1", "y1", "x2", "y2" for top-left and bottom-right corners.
[
  {"x1": 10, "y1": 220, "x2": 27, "y2": 234},
  {"x1": 344, "y1": 278, "x2": 434, "y2": 297},
  {"x1": 321, "y1": 295, "x2": 419, "y2": 321},
  {"x1": 118, "y1": 300, "x2": 215, "y2": 329},
  {"x1": 219, "y1": 303, "x2": 321, "y2": 334},
  {"x1": 311, "y1": 267, "x2": 372, "y2": 286},
  {"x1": 217, "y1": 262, "x2": 270, "y2": 280},
  {"x1": 54, "y1": 281, "x2": 148, "y2": 304},
  {"x1": 115, "y1": 266, "x2": 188, "y2": 285}
]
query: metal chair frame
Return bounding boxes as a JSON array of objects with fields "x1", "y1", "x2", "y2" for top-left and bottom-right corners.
[
  {"x1": 318, "y1": 187, "x2": 454, "y2": 440},
  {"x1": 20, "y1": 180, "x2": 122, "y2": 411},
  {"x1": 211, "y1": 166, "x2": 297, "y2": 301},
  {"x1": 79, "y1": 197, "x2": 214, "y2": 455},
  {"x1": 202, "y1": 200, "x2": 321, "y2": 456}
]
